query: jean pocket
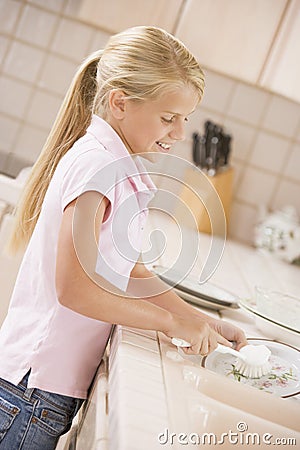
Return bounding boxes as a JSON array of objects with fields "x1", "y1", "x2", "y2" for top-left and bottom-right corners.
[
  {"x1": 0, "y1": 397, "x2": 20, "y2": 442},
  {"x1": 34, "y1": 407, "x2": 71, "y2": 437}
]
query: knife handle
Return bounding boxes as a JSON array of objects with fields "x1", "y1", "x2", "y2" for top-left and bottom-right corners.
[{"x1": 192, "y1": 132, "x2": 200, "y2": 165}]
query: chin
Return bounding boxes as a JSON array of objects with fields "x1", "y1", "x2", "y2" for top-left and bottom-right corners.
[{"x1": 138, "y1": 152, "x2": 158, "y2": 163}]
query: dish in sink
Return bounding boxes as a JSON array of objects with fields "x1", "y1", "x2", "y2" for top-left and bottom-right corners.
[{"x1": 202, "y1": 338, "x2": 300, "y2": 398}]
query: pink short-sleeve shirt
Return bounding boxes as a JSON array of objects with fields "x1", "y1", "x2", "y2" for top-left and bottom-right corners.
[{"x1": 0, "y1": 115, "x2": 156, "y2": 398}]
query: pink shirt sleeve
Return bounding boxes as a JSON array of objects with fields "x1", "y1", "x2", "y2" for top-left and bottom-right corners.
[{"x1": 60, "y1": 149, "x2": 117, "y2": 212}]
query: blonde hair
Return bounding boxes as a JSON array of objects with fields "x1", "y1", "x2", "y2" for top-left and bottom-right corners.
[{"x1": 10, "y1": 26, "x2": 205, "y2": 253}]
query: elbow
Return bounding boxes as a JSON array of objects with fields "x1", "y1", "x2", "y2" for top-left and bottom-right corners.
[
  {"x1": 55, "y1": 280, "x2": 76, "y2": 309},
  {"x1": 56, "y1": 287, "x2": 71, "y2": 308}
]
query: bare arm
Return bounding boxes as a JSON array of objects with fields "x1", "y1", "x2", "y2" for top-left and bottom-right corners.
[
  {"x1": 128, "y1": 263, "x2": 216, "y2": 322},
  {"x1": 55, "y1": 191, "x2": 229, "y2": 354},
  {"x1": 129, "y1": 263, "x2": 248, "y2": 350},
  {"x1": 56, "y1": 192, "x2": 172, "y2": 332}
]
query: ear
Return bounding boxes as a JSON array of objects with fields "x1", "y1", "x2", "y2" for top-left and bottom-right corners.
[{"x1": 108, "y1": 89, "x2": 126, "y2": 119}]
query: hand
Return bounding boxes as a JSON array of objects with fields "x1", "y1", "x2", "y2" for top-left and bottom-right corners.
[
  {"x1": 165, "y1": 314, "x2": 232, "y2": 356},
  {"x1": 209, "y1": 319, "x2": 248, "y2": 351}
]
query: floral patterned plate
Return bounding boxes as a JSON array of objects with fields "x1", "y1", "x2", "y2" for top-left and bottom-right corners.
[{"x1": 202, "y1": 338, "x2": 300, "y2": 398}]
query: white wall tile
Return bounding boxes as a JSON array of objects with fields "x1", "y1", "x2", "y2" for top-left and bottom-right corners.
[
  {"x1": 0, "y1": 152, "x2": 8, "y2": 172},
  {"x1": 231, "y1": 160, "x2": 244, "y2": 191},
  {"x1": 0, "y1": 115, "x2": 21, "y2": 153},
  {"x1": 229, "y1": 201, "x2": 257, "y2": 244},
  {"x1": 249, "y1": 131, "x2": 290, "y2": 174},
  {"x1": 0, "y1": 76, "x2": 32, "y2": 119},
  {"x1": 223, "y1": 118, "x2": 256, "y2": 162},
  {"x1": 272, "y1": 179, "x2": 300, "y2": 216},
  {"x1": 226, "y1": 83, "x2": 270, "y2": 126},
  {"x1": 26, "y1": 90, "x2": 61, "y2": 129},
  {"x1": 38, "y1": 54, "x2": 77, "y2": 96},
  {"x1": 51, "y1": 18, "x2": 94, "y2": 62},
  {"x1": 185, "y1": 106, "x2": 223, "y2": 138},
  {"x1": 28, "y1": 0, "x2": 65, "y2": 13},
  {"x1": 88, "y1": 29, "x2": 111, "y2": 54},
  {"x1": 4, "y1": 153, "x2": 32, "y2": 177},
  {"x1": 283, "y1": 142, "x2": 300, "y2": 182},
  {"x1": 0, "y1": 35, "x2": 9, "y2": 66},
  {"x1": 13, "y1": 123, "x2": 48, "y2": 162},
  {"x1": 237, "y1": 167, "x2": 278, "y2": 206},
  {"x1": 170, "y1": 140, "x2": 194, "y2": 166},
  {"x1": 0, "y1": 0, "x2": 22, "y2": 34},
  {"x1": 3, "y1": 41, "x2": 45, "y2": 83},
  {"x1": 16, "y1": 4, "x2": 57, "y2": 48},
  {"x1": 200, "y1": 70, "x2": 235, "y2": 113},
  {"x1": 261, "y1": 96, "x2": 300, "y2": 139},
  {"x1": 77, "y1": 0, "x2": 183, "y2": 34},
  {"x1": 63, "y1": 0, "x2": 84, "y2": 18}
]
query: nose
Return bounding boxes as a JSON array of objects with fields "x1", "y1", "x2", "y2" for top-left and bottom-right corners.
[{"x1": 169, "y1": 120, "x2": 186, "y2": 141}]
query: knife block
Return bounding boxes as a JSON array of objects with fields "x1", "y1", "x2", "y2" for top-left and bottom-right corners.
[{"x1": 174, "y1": 166, "x2": 234, "y2": 235}]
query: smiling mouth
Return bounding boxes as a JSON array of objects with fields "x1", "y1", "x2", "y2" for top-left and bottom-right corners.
[{"x1": 156, "y1": 141, "x2": 171, "y2": 151}]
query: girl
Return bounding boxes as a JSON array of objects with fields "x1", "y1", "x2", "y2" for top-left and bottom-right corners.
[{"x1": 0, "y1": 26, "x2": 247, "y2": 449}]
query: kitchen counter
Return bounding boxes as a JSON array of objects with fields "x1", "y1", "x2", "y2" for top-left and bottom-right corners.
[{"x1": 62, "y1": 211, "x2": 300, "y2": 450}]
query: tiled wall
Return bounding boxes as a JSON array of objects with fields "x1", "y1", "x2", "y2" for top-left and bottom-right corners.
[
  {"x1": 0, "y1": 0, "x2": 110, "y2": 174},
  {"x1": 1, "y1": 0, "x2": 300, "y2": 244}
]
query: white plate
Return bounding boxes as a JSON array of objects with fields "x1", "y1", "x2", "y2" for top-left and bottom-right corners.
[
  {"x1": 254, "y1": 314, "x2": 300, "y2": 348},
  {"x1": 172, "y1": 288, "x2": 229, "y2": 311},
  {"x1": 239, "y1": 296, "x2": 300, "y2": 333},
  {"x1": 239, "y1": 298, "x2": 300, "y2": 347},
  {"x1": 202, "y1": 338, "x2": 300, "y2": 398},
  {"x1": 152, "y1": 265, "x2": 239, "y2": 310}
]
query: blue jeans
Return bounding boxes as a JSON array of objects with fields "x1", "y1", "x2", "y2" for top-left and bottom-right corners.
[{"x1": 0, "y1": 372, "x2": 84, "y2": 449}]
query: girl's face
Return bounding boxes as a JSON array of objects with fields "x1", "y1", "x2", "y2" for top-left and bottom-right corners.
[{"x1": 108, "y1": 85, "x2": 199, "y2": 158}]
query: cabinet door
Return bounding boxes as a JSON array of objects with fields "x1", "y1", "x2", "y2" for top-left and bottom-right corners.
[
  {"x1": 77, "y1": 0, "x2": 184, "y2": 33},
  {"x1": 259, "y1": 0, "x2": 300, "y2": 102},
  {"x1": 176, "y1": 0, "x2": 288, "y2": 83}
]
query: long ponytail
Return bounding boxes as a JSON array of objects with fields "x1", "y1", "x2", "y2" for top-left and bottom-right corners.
[
  {"x1": 9, "y1": 26, "x2": 205, "y2": 253},
  {"x1": 9, "y1": 50, "x2": 103, "y2": 253}
]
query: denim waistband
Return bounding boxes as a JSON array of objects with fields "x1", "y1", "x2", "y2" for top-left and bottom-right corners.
[{"x1": 0, "y1": 372, "x2": 80, "y2": 416}]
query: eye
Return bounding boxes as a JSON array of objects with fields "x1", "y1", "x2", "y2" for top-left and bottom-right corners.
[{"x1": 161, "y1": 117, "x2": 175, "y2": 124}]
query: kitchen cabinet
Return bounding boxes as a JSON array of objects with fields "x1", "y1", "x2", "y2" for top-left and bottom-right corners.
[
  {"x1": 76, "y1": 0, "x2": 184, "y2": 33},
  {"x1": 74, "y1": 0, "x2": 300, "y2": 102},
  {"x1": 176, "y1": 0, "x2": 288, "y2": 84},
  {"x1": 259, "y1": 0, "x2": 300, "y2": 102}
]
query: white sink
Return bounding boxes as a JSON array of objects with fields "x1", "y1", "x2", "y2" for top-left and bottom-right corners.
[{"x1": 158, "y1": 333, "x2": 300, "y2": 449}]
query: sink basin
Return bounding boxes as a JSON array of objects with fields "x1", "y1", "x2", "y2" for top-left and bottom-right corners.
[
  {"x1": 158, "y1": 333, "x2": 300, "y2": 448},
  {"x1": 182, "y1": 365, "x2": 299, "y2": 430}
]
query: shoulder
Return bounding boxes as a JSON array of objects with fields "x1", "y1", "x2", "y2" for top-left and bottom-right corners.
[
  {"x1": 59, "y1": 138, "x2": 117, "y2": 185},
  {"x1": 70, "y1": 136, "x2": 116, "y2": 169}
]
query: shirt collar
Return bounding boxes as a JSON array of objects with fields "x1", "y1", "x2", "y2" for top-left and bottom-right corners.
[{"x1": 87, "y1": 114, "x2": 157, "y2": 196}]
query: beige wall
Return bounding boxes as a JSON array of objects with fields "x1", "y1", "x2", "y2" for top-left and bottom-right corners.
[{"x1": 1, "y1": 0, "x2": 300, "y2": 244}]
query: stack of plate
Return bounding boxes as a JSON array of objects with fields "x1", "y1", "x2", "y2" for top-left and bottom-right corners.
[
  {"x1": 239, "y1": 293, "x2": 300, "y2": 348},
  {"x1": 151, "y1": 265, "x2": 239, "y2": 311}
]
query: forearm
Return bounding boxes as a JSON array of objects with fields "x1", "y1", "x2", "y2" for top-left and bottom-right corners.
[
  {"x1": 127, "y1": 268, "x2": 248, "y2": 348},
  {"x1": 55, "y1": 194, "x2": 230, "y2": 355},
  {"x1": 57, "y1": 267, "x2": 173, "y2": 334},
  {"x1": 127, "y1": 267, "x2": 217, "y2": 326}
]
